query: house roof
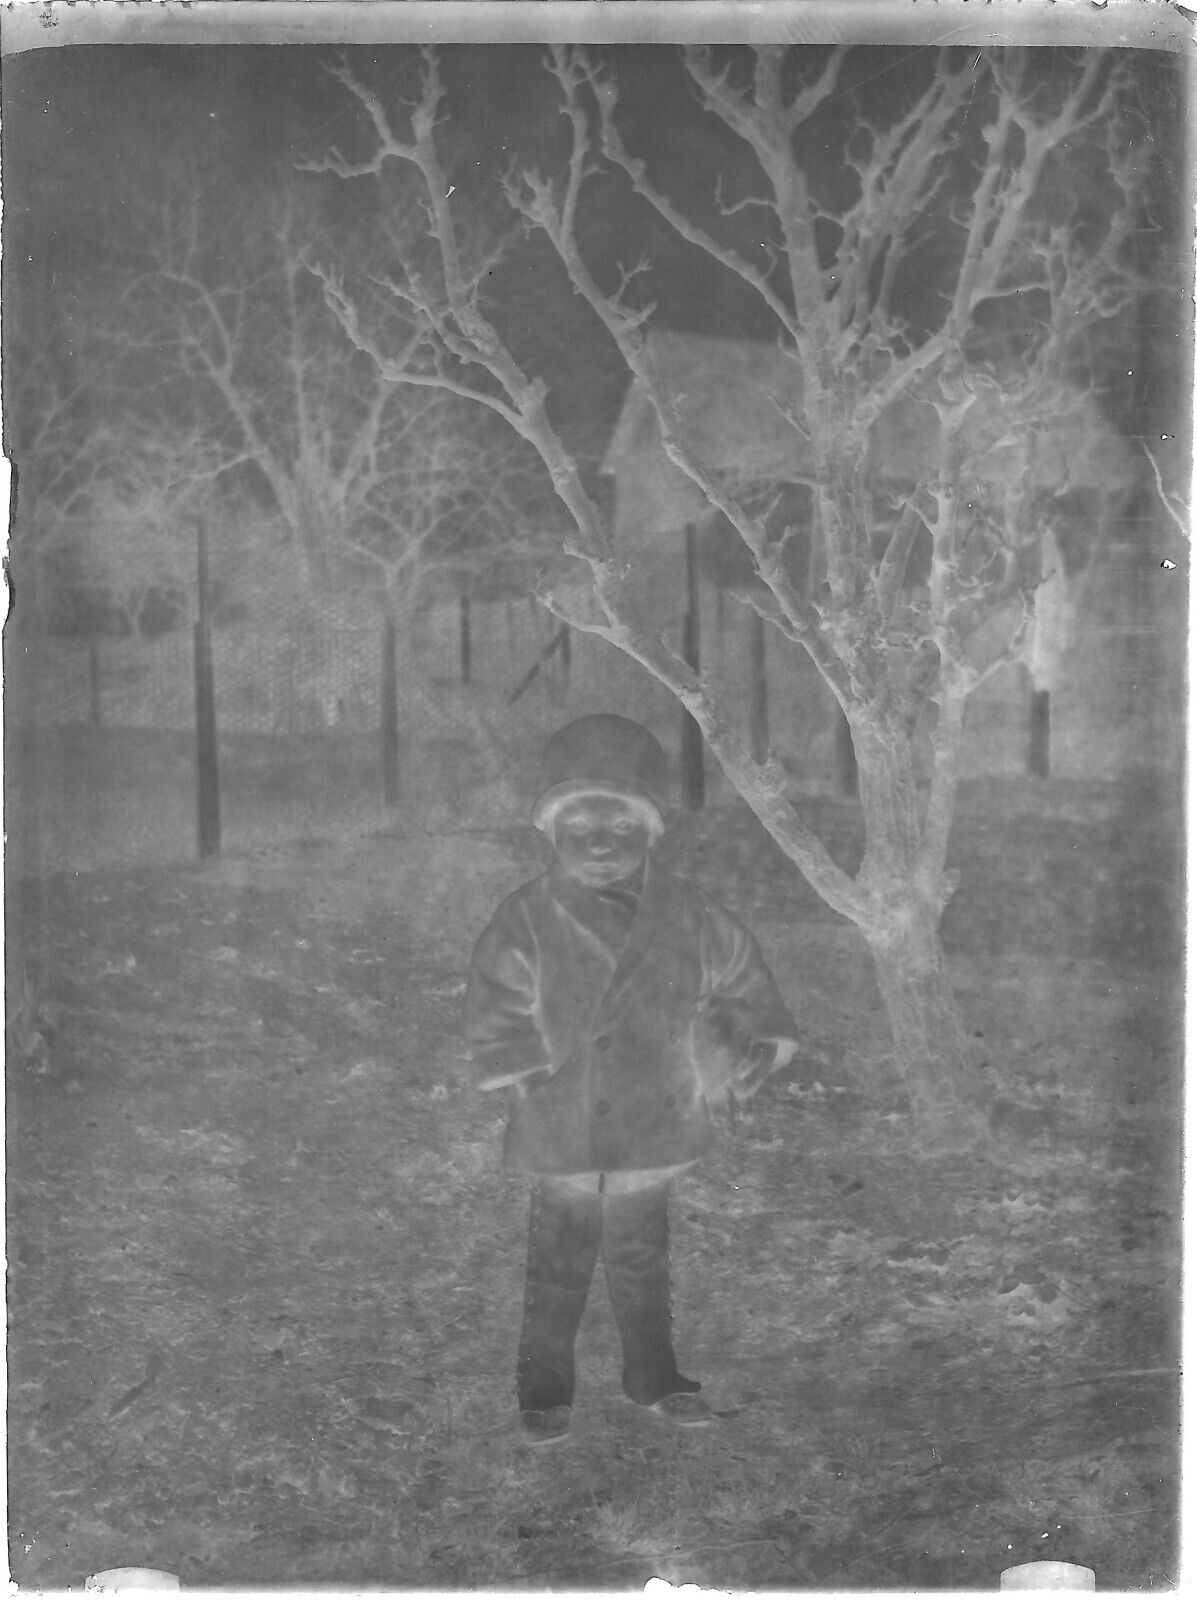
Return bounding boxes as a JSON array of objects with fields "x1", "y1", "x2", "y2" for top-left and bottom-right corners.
[
  {"x1": 603, "y1": 331, "x2": 811, "y2": 484},
  {"x1": 601, "y1": 330, "x2": 1143, "y2": 540}
]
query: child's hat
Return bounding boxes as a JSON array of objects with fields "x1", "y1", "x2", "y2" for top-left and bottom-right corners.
[{"x1": 532, "y1": 714, "x2": 670, "y2": 831}]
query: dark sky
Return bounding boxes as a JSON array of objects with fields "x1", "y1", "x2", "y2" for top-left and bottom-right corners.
[
  {"x1": 3, "y1": 41, "x2": 934, "y2": 278},
  {"x1": 3, "y1": 42, "x2": 1188, "y2": 453},
  {"x1": 7, "y1": 42, "x2": 960, "y2": 323},
  {"x1": 5, "y1": 44, "x2": 752, "y2": 313},
  {"x1": 4, "y1": 43, "x2": 775, "y2": 452},
  {"x1": 5, "y1": 41, "x2": 847, "y2": 464}
]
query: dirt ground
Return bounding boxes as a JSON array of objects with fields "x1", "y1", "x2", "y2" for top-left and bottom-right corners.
[{"x1": 5, "y1": 736, "x2": 1183, "y2": 1590}]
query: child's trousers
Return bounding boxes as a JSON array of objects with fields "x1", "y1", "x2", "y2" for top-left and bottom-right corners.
[{"x1": 517, "y1": 1177, "x2": 695, "y2": 1412}]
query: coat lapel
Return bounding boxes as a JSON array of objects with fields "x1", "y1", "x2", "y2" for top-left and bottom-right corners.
[
  {"x1": 547, "y1": 862, "x2": 637, "y2": 967},
  {"x1": 546, "y1": 862, "x2": 691, "y2": 1045},
  {"x1": 590, "y1": 863, "x2": 681, "y2": 1030}
]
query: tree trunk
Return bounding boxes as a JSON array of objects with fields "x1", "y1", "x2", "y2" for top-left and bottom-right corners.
[
  {"x1": 850, "y1": 718, "x2": 987, "y2": 1151},
  {"x1": 459, "y1": 588, "x2": 472, "y2": 685},
  {"x1": 194, "y1": 523, "x2": 220, "y2": 858},
  {"x1": 749, "y1": 609, "x2": 768, "y2": 764},
  {"x1": 680, "y1": 523, "x2": 705, "y2": 809},
  {"x1": 381, "y1": 613, "x2": 400, "y2": 806},
  {"x1": 864, "y1": 905, "x2": 988, "y2": 1152},
  {"x1": 1028, "y1": 688, "x2": 1050, "y2": 778}
]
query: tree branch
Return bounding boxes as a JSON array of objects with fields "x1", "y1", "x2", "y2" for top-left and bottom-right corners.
[
  {"x1": 579, "y1": 50, "x2": 803, "y2": 344},
  {"x1": 516, "y1": 57, "x2": 851, "y2": 699},
  {"x1": 1142, "y1": 443, "x2": 1189, "y2": 540},
  {"x1": 874, "y1": 493, "x2": 932, "y2": 619},
  {"x1": 683, "y1": 45, "x2": 837, "y2": 333}
]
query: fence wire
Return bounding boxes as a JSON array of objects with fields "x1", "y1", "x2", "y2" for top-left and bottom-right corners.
[{"x1": 5, "y1": 550, "x2": 1185, "y2": 790}]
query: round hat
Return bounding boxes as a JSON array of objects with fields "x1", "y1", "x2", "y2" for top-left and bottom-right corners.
[{"x1": 532, "y1": 714, "x2": 671, "y2": 831}]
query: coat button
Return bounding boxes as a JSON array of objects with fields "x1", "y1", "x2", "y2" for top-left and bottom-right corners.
[
  {"x1": 593, "y1": 1035, "x2": 612, "y2": 1053},
  {"x1": 594, "y1": 1098, "x2": 611, "y2": 1115}
]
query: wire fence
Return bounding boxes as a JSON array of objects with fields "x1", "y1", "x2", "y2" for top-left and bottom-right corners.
[
  {"x1": 5, "y1": 596, "x2": 681, "y2": 739},
  {"x1": 8, "y1": 546, "x2": 1184, "y2": 757},
  {"x1": 4, "y1": 542, "x2": 1185, "y2": 874}
]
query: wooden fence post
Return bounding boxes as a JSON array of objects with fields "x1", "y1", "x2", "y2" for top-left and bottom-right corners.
[
  {"x1": 1028, "y1": 688, "x2": 1051, "y2": 778},
  {"x1": 749, "y1": 610, "x2": 768, "y2": 764},
  {"x1": 88, "y1": 637, "x2": 102, "y2": 725},
  {"x1": 680, "y1": 523, "x2": 705, "y2": 810},
  {"x1": 194, "y1": 521, "x2": 221, "y2": 857},
  {"x1": 459, "y1": 586, "x2": 472, "y2": 685},
  {"x1": 381, "y1": 613, "x2": 400, "y2": 806}
]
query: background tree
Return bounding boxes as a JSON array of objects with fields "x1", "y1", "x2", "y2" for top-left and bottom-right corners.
[
  {"x1": 328, "y1": 379, "x2": 569, "y2": 803},
  {"x1": 18, "y1": 165, "x2": 566, "y2": 801},
  {"x1": 116, "y1": 168, "x2": 565, "y2": 621},
  {"x1": 4, "y1": 315, "x2": 131, "y2": 631},
  {"x1": 49, "y1": 424, "x2": 264, "y2": 640},
  {"x1": 118, "y1": 172, "x2": 423, "y2": 598},
  {"x1": 6, "y1": 300, "x2": 282, "y2": 631}
]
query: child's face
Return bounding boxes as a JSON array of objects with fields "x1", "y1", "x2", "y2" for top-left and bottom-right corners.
[{"x1": 551, "y1": 793, "x2": 656, "y2": 887}]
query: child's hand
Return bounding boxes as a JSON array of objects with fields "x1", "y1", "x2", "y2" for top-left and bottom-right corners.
[
  {"x1": 728, "y1": 1037, "x2": 800, "y2": 1102},
  {"x1": 689, "y1": 999, "x2": 755, "y2": 1103},
  {"x1": 689, "y1": 1004, "x2": 799, "y2": 1107},
  {"x1": 511, "y1": 1064, "x2": 556, "y2": 1099},
  {"x1": 699, "y1": 999, "x2": 756, "y2": 1060}
]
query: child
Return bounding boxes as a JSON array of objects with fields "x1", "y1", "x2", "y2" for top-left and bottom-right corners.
[{"x1": 465, "y1": 714, "x2": 798, "y2": 1445}]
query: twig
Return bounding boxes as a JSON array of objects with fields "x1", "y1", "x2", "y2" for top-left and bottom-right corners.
[
  {"x1": 107, "y1": 1351, "x2": 165, "y2": 1419},
  {"x1": 1142, "y1": 443, "x2": 1189, "y2": 539},
  {"x1": 1059, "y1": 1366, "x2": 1180, "y2": 1389}
]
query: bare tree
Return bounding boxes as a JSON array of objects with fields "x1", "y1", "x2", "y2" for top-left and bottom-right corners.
[
  {"x1": 312, "y1": 46, "x2": 1156, "y2": 1148},
  {"x1": 116, "y1": 171, "x2": 561, "y2": 612},
  {"x1": 25, "y1": 168, "x2": 564, "y2": 806},
  {"x1": 328, "y1": 378, "x2": 568, "y2": 804},
  {"x1": 329, "y1": 380, "x2": 565, "y2": 624},
  {"x1": 5, "y1": 317, "x2": 133, "y2": 627},
  {"x1": 52, "y1": 424, "x2": 259, "y2": 638},
  {"x1": 116, "y1": 175, "x2": 413, "y2": 597}
]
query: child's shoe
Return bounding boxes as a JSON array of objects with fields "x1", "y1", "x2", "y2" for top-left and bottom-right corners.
[
  {"x1": 520, "y1": 1405, "x2": 572, "y2": 1446},
  {"x1": 645, "y1": 1392, "x2": 714, "y2": 1427}
]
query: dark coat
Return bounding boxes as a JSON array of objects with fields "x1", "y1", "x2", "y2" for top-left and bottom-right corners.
[{"x1": 465, "y1": 860, "x2": 798, "y2": 1176}]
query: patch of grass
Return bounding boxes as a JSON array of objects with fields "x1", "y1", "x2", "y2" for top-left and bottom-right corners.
[{"x1": 6, "y1": 785, "x2": 1181, "y2": 1589}]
